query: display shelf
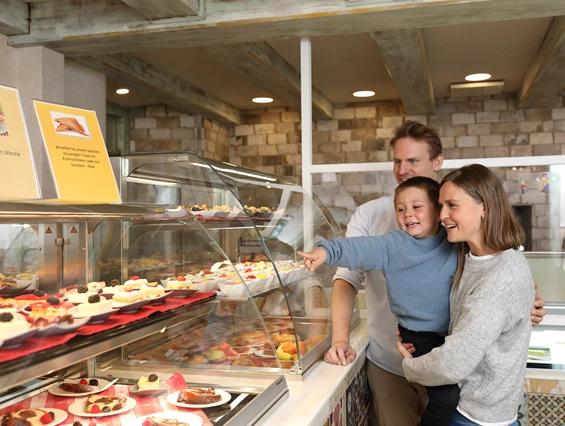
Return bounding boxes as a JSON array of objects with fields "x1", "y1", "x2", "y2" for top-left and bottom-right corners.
[{"x1": 0, "y1": 295, "x2": 215, "y2": 397}]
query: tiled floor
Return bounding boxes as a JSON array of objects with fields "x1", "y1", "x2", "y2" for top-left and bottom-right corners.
[{"x1": 527, "y1": 393, "x2": 565, "y2": 425}]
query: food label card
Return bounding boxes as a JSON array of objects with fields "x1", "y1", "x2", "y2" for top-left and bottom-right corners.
[
  {"x1": 34, "y1": 101, "x2": 120, "y2": 203},
  {"x1": 0, "y1": 85, "x2": 41, "y2": 200}
]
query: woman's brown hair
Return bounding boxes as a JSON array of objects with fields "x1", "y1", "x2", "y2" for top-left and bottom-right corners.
[{"x1": 441, "y1": 164, "x2": 525, "y2": 285}]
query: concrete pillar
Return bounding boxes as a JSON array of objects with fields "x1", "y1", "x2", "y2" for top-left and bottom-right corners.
[{"x1": 64, "y1": 60, "x2": 107, "y2": 137}]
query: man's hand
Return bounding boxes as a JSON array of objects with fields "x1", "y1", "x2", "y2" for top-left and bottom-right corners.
[
  {"x1": 395, "y1": 329, "x2": 416, "y2": 354},
  {"x1": 324, "y1": 342, "x2": 357, "y2": 366},
  {"x1": 531, "y1": 282, "x2": 546, "y2": 327},
  {"x1": 298, "y1": 248, "x2": 328, "y2": 272}
]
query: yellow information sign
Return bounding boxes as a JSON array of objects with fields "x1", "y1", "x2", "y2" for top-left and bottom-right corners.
[
  {"x1": 0, "y1": 85, "x2": 41, "y2": 200},
  {"x1": 34, "y1": 101, "x2": 120, "y2": 204}
]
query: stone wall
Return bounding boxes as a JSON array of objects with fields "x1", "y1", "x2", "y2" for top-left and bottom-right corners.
[
  {"x1": 232, "y1": 93, "x2": 565, "y2": 183},
  {"x1": 129, "y1": 105, "x2": 231, "y2": 161}
]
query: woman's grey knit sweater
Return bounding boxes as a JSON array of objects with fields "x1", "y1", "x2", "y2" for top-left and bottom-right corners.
[{"x1": 402, "y1": 249, "x2": 534, "y2": 423}]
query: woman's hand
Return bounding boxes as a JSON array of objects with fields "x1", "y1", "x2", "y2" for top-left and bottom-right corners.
[
  {"x1": 297, "y1": 248, "x2": 328, "y2": 272},
  {"x1": 395, "y1": 329, "x2": 416, "y2": 354},
  {"x1": 397, "y1": 341, "x2": 413, "y2": 360}
]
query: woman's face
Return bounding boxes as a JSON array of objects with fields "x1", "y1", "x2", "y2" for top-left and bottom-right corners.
[{"x1": 439, "y1": 181, "x2": 486, "y2": 255}]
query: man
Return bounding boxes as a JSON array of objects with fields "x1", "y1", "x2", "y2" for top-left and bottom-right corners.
[{"x1": 324, "y1": 121, "x2": 547, "y2": 426}]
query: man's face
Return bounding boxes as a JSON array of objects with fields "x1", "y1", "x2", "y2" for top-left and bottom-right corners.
[{"x1": 392, "y1": 137, "x2": 444, "y2": 185}]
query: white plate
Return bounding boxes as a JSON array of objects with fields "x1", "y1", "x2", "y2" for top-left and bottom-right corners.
[
  {"x1": 134, "y1": 411, "x2": 203, "y2": 426},
  {"x1": 254, "y1": 350, "x2": 276, "y2": 358},
  {"x1": 35, "y1": 316, "x2": 90, "y2": 337},
  {"x1": 48, "y1": 378, "x2": 110, "y2": 397},
  {"x1": 68, "y1": 396, "x2": 136, "y2": 417},
  {"x1": 112, "y1": 299, "x2": 150, "y2": 313},
  {"x1": 45, "y1": 408, "x2": 68, "y2": 426},
  {"x1": 129, "y1": 382, "x2": 170, "y2": 398},
  {"x1": 167, "y1": 389, "x2": 231, "y2": 409}
]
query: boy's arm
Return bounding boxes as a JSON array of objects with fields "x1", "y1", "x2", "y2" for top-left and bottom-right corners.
[{"x1": 318, "y1": 236, "x2": 390, "y2": 271}]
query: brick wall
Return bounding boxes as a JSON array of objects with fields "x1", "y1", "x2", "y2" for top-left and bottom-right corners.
[{"x1": 129, "y1": 105, "x2": 231, "y2": 161}]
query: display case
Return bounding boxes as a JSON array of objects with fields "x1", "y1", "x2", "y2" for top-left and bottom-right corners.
[
  {"x1": 112, "y1": 153, "x2": 354, "y2": 376},
  {"x1": 0, "y1": 202, "x2": 288, "y2": 425}
]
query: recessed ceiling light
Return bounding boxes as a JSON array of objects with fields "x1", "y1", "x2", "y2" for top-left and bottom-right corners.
[
  {"x1": 465, "y1": 73, "x2": 491, "y2": 82},
  {"x1": 116, "y1": 88, "x2": 130, "y2": 95},
  {"x1": 353, "y1": 90, "x2": 376, "y2": 98},
  {"x1": 252, "y1": 97, "x2": 273, "y2": 104}
]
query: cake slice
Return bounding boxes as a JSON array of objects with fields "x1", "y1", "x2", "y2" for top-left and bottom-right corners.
[
  {"x1": 177, "y1": 388, "x2": 221, "y2": 405},
  {"x1": 1, "y1": 408, "x2": 50, "y2": 426},
  {"x1": 59, "y1": 382, "x2": 95, "y2": 393},
  {"x1": 85, "y1": 395, "x2": 127, "y2": 413}
]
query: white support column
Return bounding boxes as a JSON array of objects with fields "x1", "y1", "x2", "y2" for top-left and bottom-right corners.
[
  {"x1": 300, "y1": 37, "x2": 313, "y2": 196},
  {"x1": 300, "y1": 37, "x2": 315, "y2": 250}
]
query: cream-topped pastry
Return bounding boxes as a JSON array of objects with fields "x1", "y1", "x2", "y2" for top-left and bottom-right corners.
[
  {"x1": 68, "y1": 290, "x2": 99, "y2": 304},
  {"x1": 0, "y1": 309, "x2": 31, "y2": 339},
  {"x1": 141, "y1": 283, "x2": 165, "y2": 298},
  {"x1": 113, "y1": 291, "x2": 142, "y2": 304},
  {"x1": 123, "y1": 276, "x2": 148, "y2": 288},
  {"x1": 74, "y1": 294, "x2": 113, "y2": 316},
  {"x1": 167, "y1": 278, "x2": 191, "y2": 289}
]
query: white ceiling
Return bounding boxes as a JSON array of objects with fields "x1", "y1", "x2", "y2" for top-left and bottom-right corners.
[{"x1": 106, "y1": 17, "x2": 553, "y2": 111}]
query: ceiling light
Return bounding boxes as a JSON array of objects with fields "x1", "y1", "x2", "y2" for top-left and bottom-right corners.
[
  {"x1": 252, "y1": 97, "x2": 273, "y2": 104},
  {"x1": 353, "y1": 90, "x2": 376, "y2": 98},
  {"x1": 116, "y1": 88, "x2": 130, "y2": 95},
  {"x1": 465, "y1": 73, "x2": 491, "y2": 82}
]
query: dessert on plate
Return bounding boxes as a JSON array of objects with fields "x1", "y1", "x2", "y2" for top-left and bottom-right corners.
[
  {"x1": 59, "y1": 378, "x2": 99, "y2": 393},
  {"x1": 123, "y1": 276, "x2": 148, "y2": 289},
  {"x1": 85, "y1": 395, "x2": 127, "y2": 413},
  {"x1": 137, "y1": 374, "x2": 159, "y2": 390},
  {"x1": 0, "y1": 408, "x2": 54, "y2": 426},
  {"x1": 27, "y1": 297, "x2": 75, "y2": 328},
  {"x1": 67, "y1": 285, "x2": 98, "y2": 304},
  {"x1": 73, "y1": 294, "x2": 113, "y2": 316},
  {"x1": 14, "y1": 290, "x2": 53, "y2": 307},
  {"x1": 167, "y1": 277, "x2": 191, "y2": 290},
  {"x1": 113, "y1": 290, "x2": 143, "y2": 304},
  {"x1": 177, "y1": 388, "x2": 221, "y2": 405},
  {"x1": 141, "y1": 283, "x2": 165, "y2": 299},
  {"x1": 0, "y1": 310, "x2": 31, "y2": 339},
  {"x1": 0, "y1": 298, "x2": 17, "y2": 309}
]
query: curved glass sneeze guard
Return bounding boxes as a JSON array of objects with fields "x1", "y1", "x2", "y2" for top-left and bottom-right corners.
[{"x1": 115, "y1": 153, "x2": 344, "y2": 374}]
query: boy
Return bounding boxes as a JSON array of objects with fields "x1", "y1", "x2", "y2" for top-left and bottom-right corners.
[{"x1": 299, "y1": 176, "x2": 458, "y2": 426}]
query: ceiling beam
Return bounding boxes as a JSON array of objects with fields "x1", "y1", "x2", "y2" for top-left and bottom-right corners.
[
  {"x1": 72, "y1": 54, "x2": 241, "y2": 124},
  {"x1": 0, "y1": 0, "x2": 29, "y2": 36},
  {"x1": 206, "y1": 42, "x2": 333, "y2": 120},
  {"x1": 518, "y1": 16, "x2": 565, "y2": 108},
  {"x1": 8, "y1": 0, "x2": 565, "y2": 55},
  {"x1": 121, "y1": 0, "x2": 200, "y2": 19},
  {"x1": 371, "y1": 29, "x2": 434, "y2": 115}
]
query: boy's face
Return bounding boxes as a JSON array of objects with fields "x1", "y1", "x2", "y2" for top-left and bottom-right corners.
[{"x1": 395, "y1": 187, "x2": 440, "y2": 239}]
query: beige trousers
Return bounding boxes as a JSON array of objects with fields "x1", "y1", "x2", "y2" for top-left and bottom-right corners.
[{"x1": 367, "y1": 360, "x2": 427, "y2": 426}]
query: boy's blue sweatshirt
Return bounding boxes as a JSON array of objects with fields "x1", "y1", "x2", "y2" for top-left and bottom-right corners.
[{"x1": 319, "y1": 227, "x2": 457, "y2": 335}]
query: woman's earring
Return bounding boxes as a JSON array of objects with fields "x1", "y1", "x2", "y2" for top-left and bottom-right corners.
[{"x1": 481, "y1": 215, "x2": 484, "y2": 221}]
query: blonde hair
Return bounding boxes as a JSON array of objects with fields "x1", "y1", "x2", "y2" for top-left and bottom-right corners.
[{"x1": 441, "y1": 164, "x2": 525, "y2": 285}]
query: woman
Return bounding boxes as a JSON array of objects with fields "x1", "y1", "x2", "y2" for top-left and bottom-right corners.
[{"x1": 398, "y1": 164, "x2": 535, "y2": 426}]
